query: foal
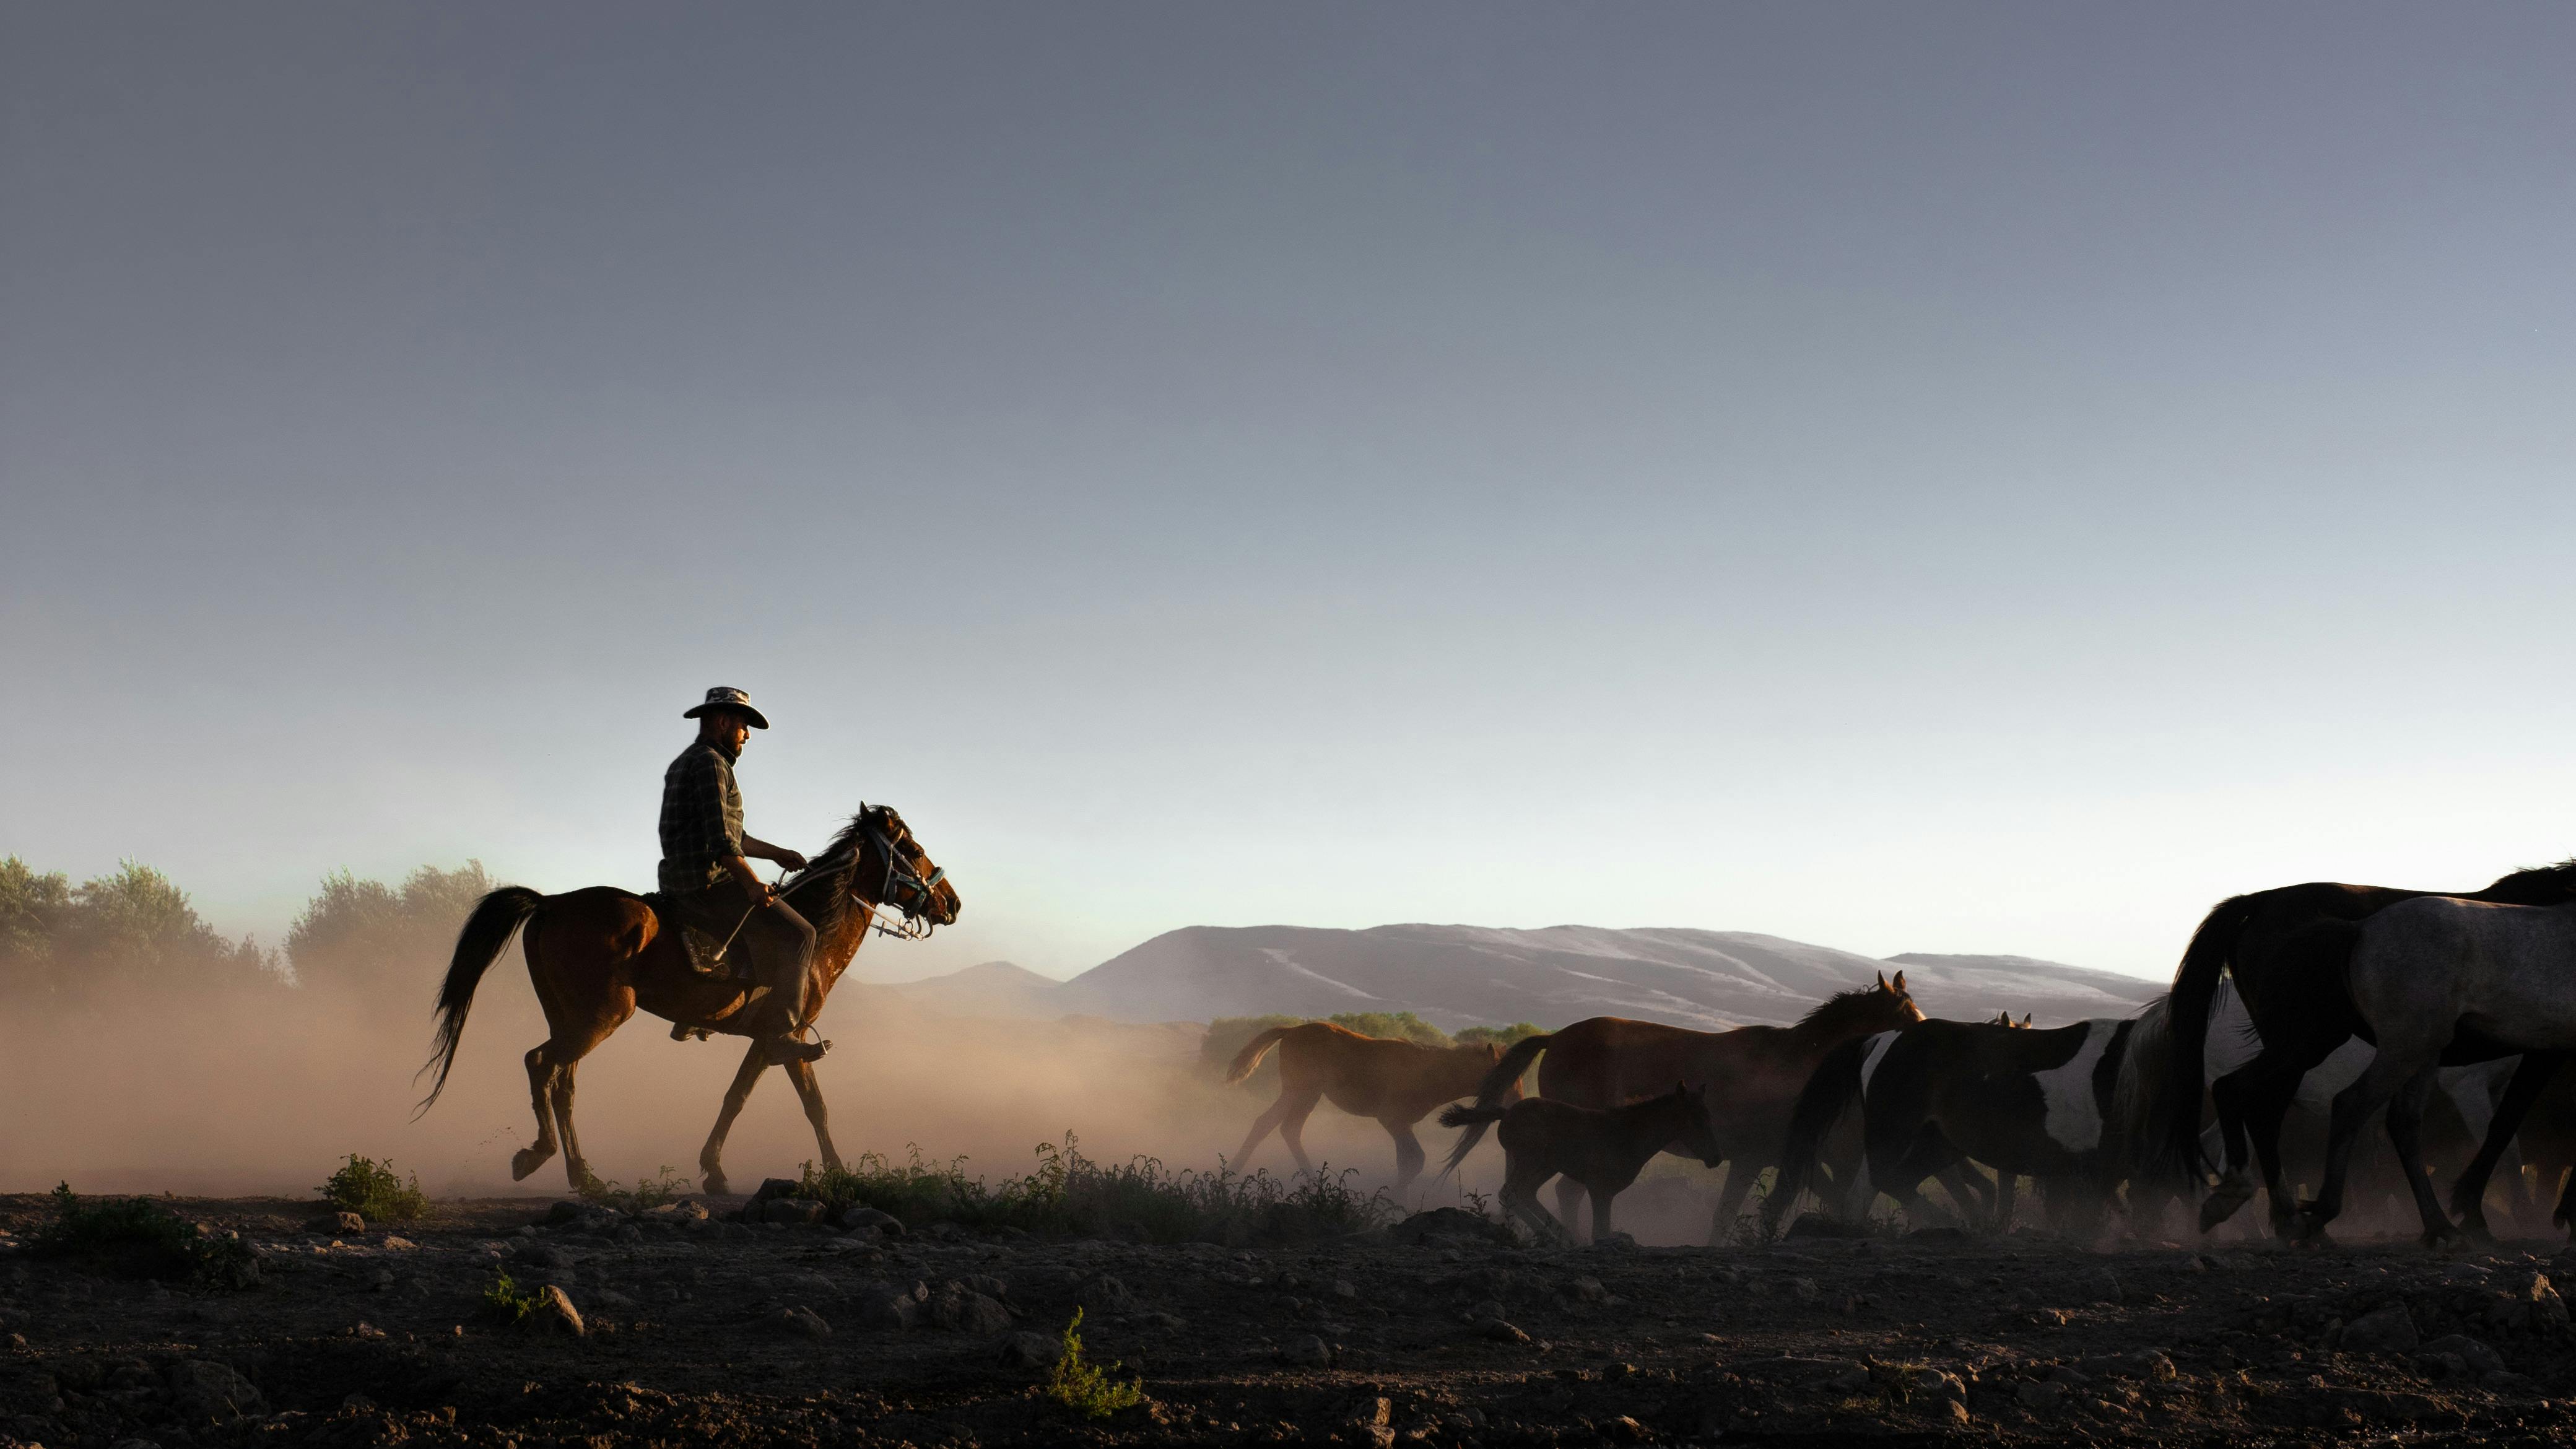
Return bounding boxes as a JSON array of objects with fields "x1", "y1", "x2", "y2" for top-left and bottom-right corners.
[{"x1": 1440, "y1": 1082, "x2": 1722, "y2": 1245}]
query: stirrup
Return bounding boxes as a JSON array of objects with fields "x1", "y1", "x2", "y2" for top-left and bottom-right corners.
[
  {"x1": 764, "y1": 1033, "x2": 830, "y2": 1065},
  {"x1": 670, "y1": 1022, "x2": 714, "y2": 1043}
]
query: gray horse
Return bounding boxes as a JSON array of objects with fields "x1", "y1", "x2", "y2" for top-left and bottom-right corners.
[{"x1": 2300, "y1": 897, "x2": 2576, "y2": 1243}]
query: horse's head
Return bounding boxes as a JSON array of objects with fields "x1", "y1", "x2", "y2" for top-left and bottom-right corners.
[
  {"x1": 1876, "y1": 968, "x2": 1925, "y2": 1025},
  {"x1": 858, "y1": 804, "x2": 961, "y2": 931},
  {"x1": 1661, "y1": 1080, "x2": 1725, "y2": 1168}
]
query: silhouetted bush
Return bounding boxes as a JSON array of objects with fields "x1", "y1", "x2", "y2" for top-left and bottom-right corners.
[
  {"x1": 0, "y1": 857, "x2": 272, "y2": 1001},
  {"x1": 285, "y1": 861, "x2": 491, "y2": 996},
  {"x1": 793, "y1": 1135, "x2": 1390, "y2": 1245}
]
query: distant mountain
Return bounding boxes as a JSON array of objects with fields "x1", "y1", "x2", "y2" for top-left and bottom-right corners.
[
  {"x1": 889, "y1": 925, "x2": 2162, "y2": 1031},
  {"x1": 886, "y1": 960, "x2": 1065, "y2": 1019}
]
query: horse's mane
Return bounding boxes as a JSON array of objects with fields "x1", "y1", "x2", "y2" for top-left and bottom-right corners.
[
  {"x1": 2483, "y1": 858, "x2": 2576, "y2": 905},
  {"x1": 778, "y1": 809, "x2": 882, "y2": 939},
  {"x1": 1794, "y1": 983, "x2": 1907, "y2": 1035}
]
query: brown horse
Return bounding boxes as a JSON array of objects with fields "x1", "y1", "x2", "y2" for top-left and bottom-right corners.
[
  {"x1": 1224, "y1": 1022, "x2": 1521, "y2": 1194},
  {"x1": 416, "y1": 806, "x2": 961, "y2": 1194},
  {"x1": 1440, "y1": 972, "x2": 1925, "y2": 1242},
  {"x1": 1439, "y1": 1082, "x2": 1723, "y2": 1244}
]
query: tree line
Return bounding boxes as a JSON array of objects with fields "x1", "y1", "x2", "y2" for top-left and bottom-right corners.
[{"x1": 0, "y1": 855, "x2": 491, "y2": 1002}]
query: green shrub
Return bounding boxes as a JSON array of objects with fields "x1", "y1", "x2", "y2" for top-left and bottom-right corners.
[
  {"x1": 482, "y1": 1271, "x2": 542, "y2": 1324},
  {"x1": 793, "y1": 1135, "x2": 1389, "y2": 1245},
  {"x1": 1045, "y1": 1308, "x2": 1145, "y2": 1419},
  {"x1": 578, "y1": 1165, "x2": 693, "y2": 1212},
  {"x1": 318, "y1": 1154, "x2": 429, "y2": 1222},
  {"x1": 33, "y1": 1183, "x2": 258, "y2": 1286},
  {"x1": 1454, "y1": 1022, "x2": 1544, "y2": 1050},
  {"x1": 1327, "y1": 1011, "x2": 1451, "y2": 1047}
]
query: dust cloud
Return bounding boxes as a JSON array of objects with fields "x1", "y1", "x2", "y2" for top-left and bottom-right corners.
[{"x1": 0, "y1": 967, "x2": 1505, "y2": 1217}]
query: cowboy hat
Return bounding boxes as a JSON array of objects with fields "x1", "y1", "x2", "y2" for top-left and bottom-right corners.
[{"x1": 682, "y1": 685, "x2": 770, "y2": 729}]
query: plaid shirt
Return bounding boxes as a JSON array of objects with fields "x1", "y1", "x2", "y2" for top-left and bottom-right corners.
[{"x1": 658, "y1": 741, "x2": 745, "y2": 894}]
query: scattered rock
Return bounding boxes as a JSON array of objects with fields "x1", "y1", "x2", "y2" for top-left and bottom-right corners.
[
  {"x1": 644, "y1": 1201, "x2": 708, "y2": 1223},
  {"x1": 1080, "y1": 1274, "x2": 1141, "y2": 1313},
  {"x1": 1387, "y1": 1208, "x2": 1514, "y2": 1247},
  {"x1": 1943, "y1": 1398, "x2": 1973, "y2": 1424},
  {"x1": 744, "y1": 1177, "x2": 803, "y2": 1208},
  {"x1": 527, "y1": 1284, "x2": 585, "y2": 1336},
  {"x1": 999, "y1": 1330, "x2": 1063, "y2": 1370},
  {"x1": 2339, "y1": 1303, "x2": 2420, "y2": 1355},
  {"x1": 517, "y1": 1242, "x2": 573, "y2": 1270},
  {"x1": 2422, "y1": 1333, "x2": 2507, "y2": 1378},
  {"x1": 838, "y1": 1206, "x2": 903, "y2": 1237},
  {"x1": 775, "y1": 1305, "x2": 830, "y2": 1339},
  {"x1": 2517, "y1": 1271, "x2": 2569, "y2": 1328},
  {"x1": 1593, "y1": 1230, "x2": 1638, "y2": 1250},
  {"x1": 2016, "y1": 1379, "x2": 2067, "y2": 1411},
  {"x1": 1280, "y1": 1334, "x2": 1334, "y2": 1367},
  {"x1": 1481, "y1": 1319, "x2": 1532, "y2": 1344},
  {"x1": 855, "y1": 1280, "x2": 928, "y2": 1332},
  {"x1": 928, "y1": 1284, "x2": 1013, "y2": 1334},
  {"x1": 2085, "y1": 1270, "x2": 2124, "y2": 1305},
  {"x1": 1784, "y1": 1215, "x2": 1873, "y2": 1240},
  {"x1": 760, "y1": 1198, "x2": 829, "y2": 1227},
  {"x1": 306, "y1": 1211, "x2": 363, "y2": 1236},
  {"x1": 165, "y1": 1360, "x2": 265, "y2": 1421},
  {"x1": 2095, "y1": 1348, "x2": 2177, "y2": 1382},
  {"x1": 1562, "y1": 1276, "x2": 1610, "y2": 1304}
]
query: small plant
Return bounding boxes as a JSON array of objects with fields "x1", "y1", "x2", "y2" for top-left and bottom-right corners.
[
  {"x1": 578, "y1": 1165, "x2": 693, "y2": 1212},
  {"x1": 481, "y1": 1271, "x2": 543, "y2": 1325},
  {"x1": 318, "y1": 1154, "x2": 429, "y2": 1222},
  {"x1": 1045, "y1": 1308, "x2": 1144, "y2": 1420},
  {"x1": 791, "y1": 1134, "x2": 1391, "y2": 1244},
  {"x1": 33, "y1": 1183, "x2": 258, "y2": 1286}
]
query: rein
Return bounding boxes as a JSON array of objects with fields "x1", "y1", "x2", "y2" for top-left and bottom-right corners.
[{"x1": 778, "y1": 808, "x2": 946, "y2": 942}]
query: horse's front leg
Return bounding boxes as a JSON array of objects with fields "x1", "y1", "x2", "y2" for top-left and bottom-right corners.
[
  {"x1": 700, "y1": 1040, "x2": 772, "y2": 1197},
  {"x1": 785, "y1": 1056, "x2": 843, "y2": 1175},
  {"x1": 2385, "y1": 1068, "x2": 2458, "y2": 1247},
  {"x1": 2450, "y1": 1053, "x2": 2564, "y2": 1240}
]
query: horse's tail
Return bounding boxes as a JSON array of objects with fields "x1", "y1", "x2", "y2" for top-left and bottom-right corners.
[
  {"x1": 1224, "y1": 1025, "x2": 1297, "y2": 1086},
  {"x1": 2160, "y1": 891, "x2": 2263, "y2": 1183},
  {"x1": 1437, "y1": 1102, "x2": 1510, "y2": 1131},
  {"x1": 2112, "y1": 997, "x2": 2170, "y2": 1182},
  {"x1": 1437, "y1": 1032, "x2": 1554, "y2": 1178},
  {"x1": 1764, "y1": 1033, "x2": 1876, "y2": 1237},
  {"x1": 414, "y1": 886, "x2": 544, "y2": 1116}
]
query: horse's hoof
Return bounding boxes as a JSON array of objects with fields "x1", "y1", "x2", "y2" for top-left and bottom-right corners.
[
  {"x1": 509, "y1": 1149, "x2": 547, "y2": 1181},
  {"x1": 703, "y1": 1172, "x2": 729, "y2": 1197}
]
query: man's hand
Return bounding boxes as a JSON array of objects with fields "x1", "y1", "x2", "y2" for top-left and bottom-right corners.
[
  {"x1": 742, "y1": 836, "x2": 807, "y2": 874},
  {"x1": 772, "y1": 848, "x2": 810, "y2": 872},
  {"x1": 725, "y1": 854, "x2": 775, "y2": 908}
]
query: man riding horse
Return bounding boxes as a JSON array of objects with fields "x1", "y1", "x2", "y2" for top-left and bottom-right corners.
[{"x1": 657, "y1": 686, "x2": 827, "y2": 1065}]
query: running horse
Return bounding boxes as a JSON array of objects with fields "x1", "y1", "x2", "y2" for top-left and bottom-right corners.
[
  {"x1": 415, "y1": 806, "x2": 962, "y2": 1194},
  {"x1": 2157, "y1": 858, "x2": 2576, "y2": 1235},
  {"x1": 1440, "y1": 973, "x2": 1926, "y2": 1242}
]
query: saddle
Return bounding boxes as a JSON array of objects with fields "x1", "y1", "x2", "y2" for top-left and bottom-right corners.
[{"x1": 639, "y1": 891, "x2": 765, "y2": 1043}]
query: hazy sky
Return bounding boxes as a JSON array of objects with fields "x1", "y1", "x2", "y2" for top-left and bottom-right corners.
[{"x1": 6, "y1": 4, "x2": 2572, "y2": 984}]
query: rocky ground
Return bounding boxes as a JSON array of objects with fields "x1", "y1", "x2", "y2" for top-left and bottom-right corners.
[{"x1": 5, "y1": 1192, "x2": 2576, "y2": 1448}]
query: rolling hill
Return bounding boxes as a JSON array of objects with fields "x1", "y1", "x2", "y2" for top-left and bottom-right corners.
[{"x1": 892, "y1": 925, "x2": 2162, "y2": 1030}]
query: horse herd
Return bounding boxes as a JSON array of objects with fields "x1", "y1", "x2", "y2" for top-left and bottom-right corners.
[
  {"x1": 425, "y1": 817, "x2": 2576, "y2": 1253},
  {"x1": 1227, "y1": 858, "x2": 2576, "y2": 1249}
]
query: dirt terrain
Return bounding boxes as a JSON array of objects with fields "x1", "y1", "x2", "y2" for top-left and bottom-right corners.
[{"x1": 5, "y1": 1193, "x2": 2575, "y2": 1448}]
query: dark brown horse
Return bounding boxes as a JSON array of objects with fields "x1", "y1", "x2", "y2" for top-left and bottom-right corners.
[
  {"x1": 2159, "y1": 859, "x2": 2576, "y2": 1235},
  {"x1": 1224, "y1": 1022, "x2": 1521, "y2": 1194},
  {"x1": 416, "y1": 806, "x2": 961, "y2": 1194},
  {"x1": 1440, "y1": 972, "x2": 1925, "y2": 1242},
  {"x1": 1440, "y1": 1082, "x2": 1723, "y2": 1244}
]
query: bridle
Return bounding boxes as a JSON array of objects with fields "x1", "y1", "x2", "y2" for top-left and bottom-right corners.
[
  {"x1": 775, "y1": 806, "x2": 950, "y2": 941},
  {"x1": 857, "y1": 806, "x2": 947, "y2": 940}
]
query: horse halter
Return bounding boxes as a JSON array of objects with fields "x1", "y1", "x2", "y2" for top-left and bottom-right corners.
[{"x1": 861, "y1": 807, "x2": 946, "y2": 940}]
